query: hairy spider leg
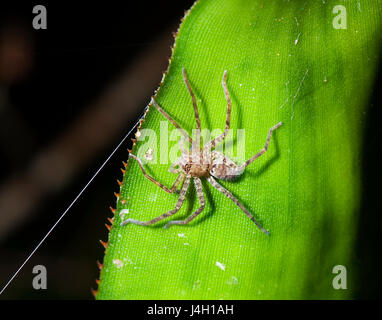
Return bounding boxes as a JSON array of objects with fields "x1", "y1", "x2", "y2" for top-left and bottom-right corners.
[
  {"x1": 169, "y1": 161, "x2": 181, "y2": 174},
  {"x1": 207, "y1": 176, "x2": 270, "y2": 235},
  {"x1": 178, "y1": 136, "x2": 187, "y2": 154},
  {"x1": 151, "y1": 98, "x2": 193, "y2": 144},
  {"x1": 120, "y1": 175, "x2": 191, "y2": 226},
  {"x1": 182, "y1": 68, "x2": 201, "y2": 131},
  {"x1": 165, "y1": 177, "x2": 206, "y2": 228},
  {"x1": 129, "y1": 154, "x2": 182, "y2": 194},
  {"x1": 238, "y1": 122, "x2": 282, "y2": 171},
  {"x1": 203, "y1": 70, "x2": 231, "y2": 158},
  {"x1": 182, "y1": 68, "x2": 203, "y2": 166},
  {"x1": 168, "y1": 137, "x2": 188, "y2": 174}
]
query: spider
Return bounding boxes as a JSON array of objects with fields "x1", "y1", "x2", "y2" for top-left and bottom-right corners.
[{"x1": 120, "y1": 68, "x2": 282, "y2": 234}]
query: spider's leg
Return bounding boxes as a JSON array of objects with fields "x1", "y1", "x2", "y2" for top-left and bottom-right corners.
[
  {"x1": 169, "y1": 161, "x2": 181, "y2": 174},
  {"x1": 130, "y1": 153, "x2": 182, "y2": 194},
  {"x1": 178, "y1": 136, "x2": 187, "y2": 154},
  {"x1": 203, "y1": 70, "x2": 231, "y2": 155},
  {"x1": 165, "y1": 177, "x2": 205, "y2": 228},
  {"x1": 151, "y1": 98, "x2": 192, "y2": 144},
  {"x1": 121, "y1": 176, "x2": 191, "y2": 226},
  {"x1": 182, "y1": 68, "x2": 201, "y2": 131},
  {"x1": 207, "y1": 176, "x2": 269, "y2": 235},
  {"x1": 168, "y1": 173, "x2": 184, "y2": 193},
  {"x1": 182, "y1": 68, "x2": 202, "y2": 153},
  {"x1": 238, "y1": 122, "x2": 282, "y2": 171}
]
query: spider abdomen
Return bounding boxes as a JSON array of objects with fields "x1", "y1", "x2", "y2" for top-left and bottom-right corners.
[{"x1": 210, "y1": 162, "x2": 244, "y2": 180}]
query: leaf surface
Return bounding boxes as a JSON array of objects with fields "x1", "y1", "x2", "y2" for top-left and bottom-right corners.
[{"x1": 97, "y1": 0, "x2": 381, "y2": 299}]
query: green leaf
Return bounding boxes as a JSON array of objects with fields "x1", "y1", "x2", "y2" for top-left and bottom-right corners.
[{"x1": 97, "y1": 0, "x2": 381, "y2": 299}]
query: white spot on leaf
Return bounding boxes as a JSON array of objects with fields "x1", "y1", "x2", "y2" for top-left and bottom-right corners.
[
  {"x1": 113, "y1": 259, "x2": 124, "y2": 269},
  {"x1": 216, "y1": 261, "x2": 226, "y2": 271},
  {"x1": 119, "y1": 209, "x2": 129, "y2": 220},
  {"x1": 144, "y1": 148, "x2": 153, "y2": 161}
]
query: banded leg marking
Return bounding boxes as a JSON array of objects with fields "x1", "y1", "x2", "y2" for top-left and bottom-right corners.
[
  {"x1": 207, "y1": 176, "x2": 269, "y2": 235},
  {"x1": 165, "y1": 177, "x2": 206, "y2": 228},
  {"x1": 121, "y1": 176, "x2": 191, "y2": 226}
]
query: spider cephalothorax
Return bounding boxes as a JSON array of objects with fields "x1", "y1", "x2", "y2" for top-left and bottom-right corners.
[
  {"x1": 121, "y1": 68, "x2": 282, "y2": 234},
  {"x1": 176, "y1": 148, "x2": 211, "y2": 177}
]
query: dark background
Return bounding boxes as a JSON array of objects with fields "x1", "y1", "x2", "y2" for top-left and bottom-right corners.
[{"x1": 0, "y1": 1, "x2": 381, "y2": 300}]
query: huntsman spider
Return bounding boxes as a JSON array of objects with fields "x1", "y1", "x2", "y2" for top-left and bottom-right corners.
[{"x1": 121, "y1": 68, "x2": 282, "y2": 234}]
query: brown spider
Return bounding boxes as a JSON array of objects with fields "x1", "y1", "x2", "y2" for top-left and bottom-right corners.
[{"x1": 121, "y1": 68, "x2": 282, "y2": 234}]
